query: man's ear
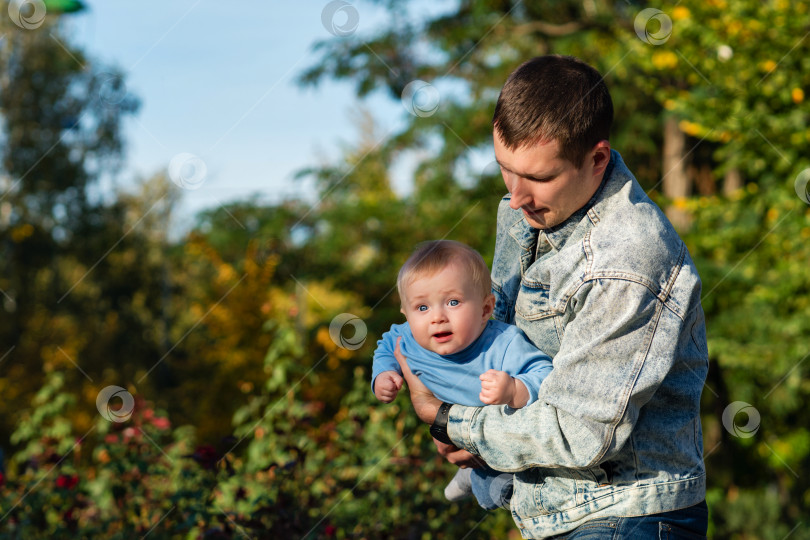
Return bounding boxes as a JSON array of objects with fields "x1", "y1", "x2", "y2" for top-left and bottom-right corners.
[
  {"x1": 482, "y1": 293, "x2": 495, "y2": 320},
  {"x1": 590, "y1": 140, "x2": 611, "y2": 177}
]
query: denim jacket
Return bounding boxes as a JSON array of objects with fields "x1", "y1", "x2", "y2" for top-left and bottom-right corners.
[{"x1": 447, "y1": 150, "x2": 708, "y2": 538}]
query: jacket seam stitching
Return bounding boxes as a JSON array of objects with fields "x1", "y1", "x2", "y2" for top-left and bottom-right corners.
[
  {"x1": 587, "y1": 284, "x2": 666, "y2": 468},
  {"x1": 585, "y1": 272, "x2": 660, "y2": 297},
  {"x1": 660, "y1": 244, "x2": 688, "y2": 320},
  {"x1": 527, "y1": 473, "x2": 707, "y2": 516},
  {"x1": 663, "y1": 243, "x2": 686, "y2": 296},
  {"x1": 583, "y1": 231, "x2": 594, "y2": 274}
]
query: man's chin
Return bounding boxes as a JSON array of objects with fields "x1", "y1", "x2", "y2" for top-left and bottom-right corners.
[
  {"x1": 525, "y1": 212, "x2": 565, "y2": 230},
  {"x1": 524, "y1": 215, "x2": 549, "y2": 229}
]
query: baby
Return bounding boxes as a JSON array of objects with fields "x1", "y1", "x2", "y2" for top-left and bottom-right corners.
[{"x1": 371, "y1": 240, "x2": 553, "y2": 509}]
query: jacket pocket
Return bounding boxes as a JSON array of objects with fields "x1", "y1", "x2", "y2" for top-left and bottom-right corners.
[
  {"x1": 515, "y1": 280, "x2": 556, "y2": 320},
  {"x1": 510, "y1": 468, "x2": 546, "y2": 518},
  {"x1": 511, "y1": 469, "x2": 583, "y2": 519}
]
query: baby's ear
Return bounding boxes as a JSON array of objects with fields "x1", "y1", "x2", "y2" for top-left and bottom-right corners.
[{"x1": 482, "y1": 293, "x2": 496, "y2": 319}]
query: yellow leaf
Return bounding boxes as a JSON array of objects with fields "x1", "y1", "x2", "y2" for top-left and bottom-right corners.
[
  {"x1": 727, "y1": 20, "x2": 742, "y2": 36},
  {"x1": 678, "y1": 120, "x2": 703, "y2": 137},
  {"x1": 10, "y1": 224, "x2": 34, "y2": 242},
  {"x1": 672, "y1": 6, "x2": 690, "y2": 20},
  {"x1": 652, "y1": 51, "x2": 678, "y2": 70}
]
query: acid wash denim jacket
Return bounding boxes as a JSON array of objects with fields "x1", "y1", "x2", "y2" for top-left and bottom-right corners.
[{"x1": 447, "y1": 150, "x2": 708, "y2": 538}]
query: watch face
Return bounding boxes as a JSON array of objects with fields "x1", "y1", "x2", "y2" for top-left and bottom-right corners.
[
  {"x1": 437, "y1": 402, "x2": 451, "y2": 422},
  {"x1": 429, "y1": 424, "x2": 452, "y2": 445}
]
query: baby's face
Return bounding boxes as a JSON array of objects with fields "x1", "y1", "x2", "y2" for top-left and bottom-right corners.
[{"x1": 400, "y1": 262, "x2": 493, "y2": 355}]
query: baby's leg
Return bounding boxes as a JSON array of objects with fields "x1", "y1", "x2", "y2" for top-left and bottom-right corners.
[
  {"x1": 470, "y1": 468, "x2": 514, "y2": 510},
  {"x1": 444, "y1": 468, "x2": 473, "y2": 501}
]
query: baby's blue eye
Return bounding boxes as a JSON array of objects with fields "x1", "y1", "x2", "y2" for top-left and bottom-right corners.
[
  {"x1": 418, "y1": 305, "x2": 428, "y2": 311},
  {"x1": 448, "y1": 299, "x2": 459, "y2": 306}
]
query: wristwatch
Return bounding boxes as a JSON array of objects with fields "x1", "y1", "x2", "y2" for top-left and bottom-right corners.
[{"x1": 429, "y1": 402, "x2": 454, "y2": 444}]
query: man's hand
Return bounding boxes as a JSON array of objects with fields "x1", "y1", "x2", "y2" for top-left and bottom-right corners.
[
  {"x1": 393, "y1": 337, "x2": 441, "y2": 424},
  {"x1": 434, "y1": 439, "x2": 487, "y2": 469},
  {"x1": 373, "y1": 370, "x2": 403, "y2": 403},
  {"x1": 480, "y1": 369, "x2": 529, "y2": 408}
]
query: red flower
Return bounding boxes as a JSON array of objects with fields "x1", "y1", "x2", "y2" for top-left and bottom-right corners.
[
  {"x1": 56, "y1": 474, "x2": 79, "y2": 490},
  {"x1": 150, "y1": 417, "x2": 171, "y2": 430},
  {"x1": 325, "y1": 524, "x2": 337, "y2": 537}
]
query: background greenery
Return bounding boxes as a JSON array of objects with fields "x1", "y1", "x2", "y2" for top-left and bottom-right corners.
[{"x1": 1, "y1": 0, "x2": 808, "y2": 538}]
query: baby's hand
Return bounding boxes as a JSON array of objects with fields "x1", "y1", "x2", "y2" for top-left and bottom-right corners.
[
  {"x1": 479, "y1": 369, "x2": 515, "y2": 405},
  {"x1": 374, "y1": 370, "x2": 404, "y2": 403}
]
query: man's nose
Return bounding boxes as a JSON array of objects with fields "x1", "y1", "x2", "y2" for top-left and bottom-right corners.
[{"x1": 507, "y1": 174, "x2": 529, "y2": 209}]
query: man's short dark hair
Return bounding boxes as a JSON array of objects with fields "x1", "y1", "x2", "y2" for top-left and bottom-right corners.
[{"x1": 492, "y1": 55, "x2": 613, "y2": 168}]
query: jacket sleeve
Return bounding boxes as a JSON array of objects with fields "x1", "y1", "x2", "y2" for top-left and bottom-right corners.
[
  {"x1": 448, "y1": 278, "x2": 681, "y2": 471},
  {"x1": 502, "y1": 332, "x2": 554, "y2": 407},
  {"x1": 370, "y1": 324, "x2": 404, "y2": 394}
]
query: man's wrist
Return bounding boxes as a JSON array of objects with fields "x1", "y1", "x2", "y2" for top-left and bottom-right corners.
[{"x1": 429, "y1": 402, "x2": 454, "y2": 444}]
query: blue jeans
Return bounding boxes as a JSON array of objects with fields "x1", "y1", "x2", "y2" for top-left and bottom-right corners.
[
  {"x1": 471, "y1": 467, "x2": 513, "y2": 510},
  {"x1": 546, "y1": 500, "x2": 708, "y2": 539}
]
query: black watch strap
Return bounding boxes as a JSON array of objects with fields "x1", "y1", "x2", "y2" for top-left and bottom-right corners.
[{"x1": 429, "y1": 402, "x2": 454, "y2": 444}]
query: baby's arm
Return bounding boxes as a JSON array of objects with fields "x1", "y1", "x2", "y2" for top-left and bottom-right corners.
[
  {"x1": 374, "y1": 370, "x2": 404, "y2": 403},
  {"x1": 479, "y1": 369, "x2": 530, "y2": 408},
  {"x1": 477, "y1": 326, "x2": 554, "y2": 408},
  {"x1": 496, "y1": 328, "x2": 554, "y2": 407},
  {"x1": 371, "y1": 324, "x2": 407, "y2": 402}
]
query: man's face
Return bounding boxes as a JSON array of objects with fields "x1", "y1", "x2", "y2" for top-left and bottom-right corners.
[
  {"x1": 494, "y1": 131, "x2": 609, "y2": 229},
  {"x1": 401, "y1": 262, "x2": 493, "y2": 356}
]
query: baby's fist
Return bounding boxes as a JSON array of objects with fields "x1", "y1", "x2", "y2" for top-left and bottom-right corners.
[
  {"x1": 374, "y1": 371, "x2": 404, "y2": 403},
  {"x1": 479, "y1": 369, "x2": 514, "y2": 405}
]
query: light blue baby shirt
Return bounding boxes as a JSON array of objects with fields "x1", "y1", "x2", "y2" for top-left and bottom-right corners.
[{"x1": 371, "y1": 319, "x2": 553, "y2": 406}]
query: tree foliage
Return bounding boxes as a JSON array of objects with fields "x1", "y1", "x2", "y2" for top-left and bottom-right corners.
[{"x1": 1, "y1": 0, "x2": 809, "y2": 537}]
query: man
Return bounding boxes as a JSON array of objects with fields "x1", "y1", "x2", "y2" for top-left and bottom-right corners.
[{"x1": 395, "y1": 55, "x2": 709, "y2": 538}]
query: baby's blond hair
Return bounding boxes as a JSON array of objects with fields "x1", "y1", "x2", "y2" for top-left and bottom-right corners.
[{"x1": 397, "y1": 240, "x2": 491, "y2": 303}]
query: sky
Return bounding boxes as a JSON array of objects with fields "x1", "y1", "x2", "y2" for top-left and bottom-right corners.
[{"x1": 62, "y1": 1, "x2": 426, "y2": 229}]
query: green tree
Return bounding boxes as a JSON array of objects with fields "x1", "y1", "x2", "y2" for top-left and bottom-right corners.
[{"x1": 0, "y1": 9, "x2": 140, "y2": 443}]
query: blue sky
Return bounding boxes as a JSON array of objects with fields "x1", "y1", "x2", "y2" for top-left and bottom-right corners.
[{"x1": 65, "y1": 1, "x2": 421, "y2": 228}]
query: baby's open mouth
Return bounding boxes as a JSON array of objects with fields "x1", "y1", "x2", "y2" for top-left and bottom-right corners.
[{"x1": 433, "y1": 331, "x2": 452, "y2": 340}]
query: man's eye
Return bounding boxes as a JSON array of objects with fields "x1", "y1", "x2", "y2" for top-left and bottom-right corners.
[
  {"x1": 418, "y1": 305, "x2": 428, "y2": 311},
  {"x1": 448, "y1": 299, "x2": 459, "y2": 306}
]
